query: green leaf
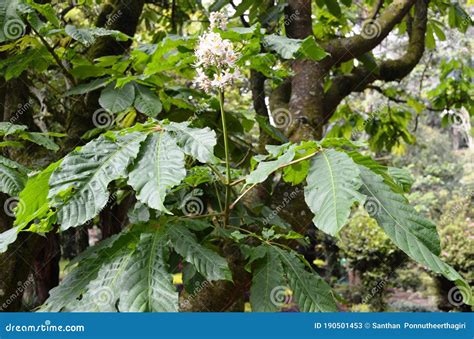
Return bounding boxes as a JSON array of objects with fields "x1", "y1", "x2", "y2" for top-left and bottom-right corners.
[
  {"x1": 0, "y1": 161, "x2": 27, "y2": 196},
  {"x1": 254, "y1": 115, "x2": 289, "y2": 143},
  {"x1": 118, "y1": 231, "x2": 179, "y2": 312},
  {"x1": 65, "y1": 249, "x2": 134, "y2": 312},
  {"x1": 128, "y1": 132, "x2": 186, "y2": 213},
  {"x1": 166, "y1": 122, "x2": 217, "y2": 163},
  {"x1": 246, "y1": 146, "x2": 295, "y2": 185},
  {"x1": 358, "y1": 165, "x2": 441, "y2": 255},
  {"x1": 299, "y1": 36, "x2": 329, "y2": 61},
  {"x1": 304, "y1": 149, "x2": 365, "y2": 236},
  {"x1": 41, "y1": 231, "x2": 137, "y2": 311},
  {"x1": 387, "y1": 167, "x2": 414, "y2": 193},
  {"x1": 99, "y1": 82, "x2": 136, "y2": 114},
  {"x1": 0, "y1": 122, "x2": 27, "y2": 136},
  {"x1": 276, "y1": 248, "x2": 337, "y2": 312},
  {"x1": 0, "y1": 226, "x2": 20, "y2": 254},
  {"x1": 263, "y1": 35, "x2": 302, "y2": 59},
  {"x1": 324, "y1": 0, "x2": 341, "y2": 17},
  {"x1": 49, "y1": 131, "x2": 147, "y2": 230},
  {"x1": 14, "y1": 160, "x2": 61, "y2": 230},
  {"x1": 134, "y1": 84, "x2": 162, "y2": 117},
  {"x1": 65, "y1": 25, "x2": 129, "y2": 46},
  {"x1": 65, "y1": 77, "x2": 112, "y2": 96},
  {"x1": 359, "y1": 166, "x2": 472, "y2": 304},
  {"x1": 250, "y1": 246, "x2": 286, "y2": 312},
  {"x1": 166, "y1": 222, "x2": 232, "y2": 281},
  {"x1": 18, "y1": 131, "x2": 59, "y2": 151}
]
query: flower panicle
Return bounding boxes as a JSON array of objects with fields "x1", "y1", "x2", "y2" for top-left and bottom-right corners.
[{"x1": 193, "y1": 11, "x2": 241, "y2": 93}]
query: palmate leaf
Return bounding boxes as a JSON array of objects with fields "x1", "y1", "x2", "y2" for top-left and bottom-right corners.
[
  {"x1": 118, "y1": 231, "x2": 179, "y2": 312},
  {"x1": 304, "y1": 149, "x2": 365, "y2": 236},
  {"x1": 358, "y1": 166, "x2": 472, "y2": 304},
  {"x1": 66, "y1": 250, "x2": 134, "y2": 312},
  {"x1": 128, "y1": 132, "x2": 186, "y2": 213},
  {"x1": 41, "y1": 231, "x2": 137, "y2": 312},
  {"x1": 166, "y1": 222, "x2": 232, "y2": 281},
  {"x1": 48, "y1": 131, "x2": 147, "y2": 230},
  {"x1": 275, "y1": 248, "x2": 337, "y2": 312},
  {"x1": 249, "y1": 246, "x2": 286, "y2": 312},
  {"x1": 166, "y1": 122, "x2": 217, "y2": 164}
]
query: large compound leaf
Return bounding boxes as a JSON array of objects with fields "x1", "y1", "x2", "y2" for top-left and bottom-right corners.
[
  {"x1": 166, "y1": 223, "x2": 232, "y2": 281},
  {"x1": 66, "y1": 251, "x2": 134, "y2": 312},
  {"x1": 41, "y1": 231, "x2": 136, "y2": 312},
  {"x1": 276, "y1": 248, "x2": 337, "y2": 312},
  {"x1": 128, "y1": 132, "x2": 186, "y2": 213},
  {"x1": 358, "y1": 166, "x2": 472, "y2": 304},
  {"x1": 304, "y1": 149, "x2": 365, "y2": 236},
  {"x1": 166, "y1": 122, "x2": 216, "y2": 163},
  {"x1": 118, "y1": 231, "x2": 179, "y2": 312},
  {"x1": 49, "y1": 132, "x2": 147, "y2": 230},
  {"x1": 249, "y1": 246, "x2": 286, "y2": 312}
]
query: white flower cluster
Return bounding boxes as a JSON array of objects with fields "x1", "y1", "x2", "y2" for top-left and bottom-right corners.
[
  {"x1": 210, "y1": 11, "x2": 228, "y2": 30},
  {"x1": 194, "y1": 12, "x2": 240, "y2": 93}
]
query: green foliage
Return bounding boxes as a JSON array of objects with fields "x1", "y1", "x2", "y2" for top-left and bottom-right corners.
[{"x1": 304, "y1": 149, "x2": 365, "y2": 236}]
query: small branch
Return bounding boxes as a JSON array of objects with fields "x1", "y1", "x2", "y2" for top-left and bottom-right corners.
[
  {"x1": 179, "y1": 213, "x2": 224, "y2": 220},
  {"x1": 230, "y1": 151, "x2": 319, "y2": 209},
  {"x1": 27, "y1": 20, "x2": 76, "y2": 85}
]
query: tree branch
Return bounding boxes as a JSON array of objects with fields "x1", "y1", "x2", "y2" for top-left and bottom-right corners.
[
  {"x1": 322, "y1": 0, "x2": 417, "y2": 65},
  {"x1": 323, "y1": 0, "x2": 429, "y2": 116}
]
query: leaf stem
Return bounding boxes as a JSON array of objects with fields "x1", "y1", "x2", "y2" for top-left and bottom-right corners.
[{"x1": 219, "y1": 90, "x2": 232, "y2": 227}]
